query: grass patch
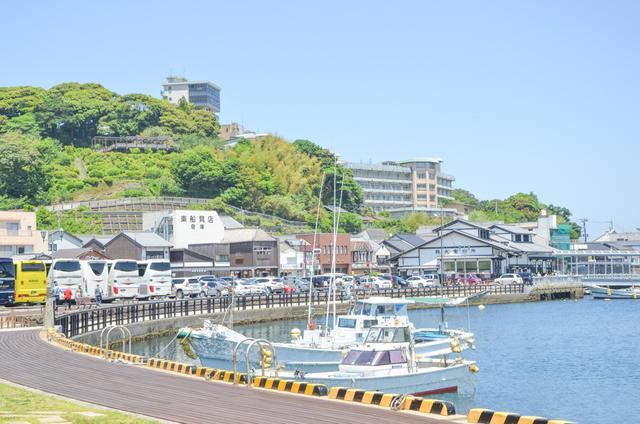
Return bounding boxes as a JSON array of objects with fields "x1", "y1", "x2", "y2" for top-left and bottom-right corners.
[{"x1": 0, "y1": 382, "x2": 157, "y2": 423}]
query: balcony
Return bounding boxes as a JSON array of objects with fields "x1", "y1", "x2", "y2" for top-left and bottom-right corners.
[{"x1": 0, "y1": 229, "x2": 35, "y2": 237}]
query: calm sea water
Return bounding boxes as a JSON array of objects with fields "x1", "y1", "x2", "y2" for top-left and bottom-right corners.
[{"x1": 131, "y1": 299, "x2": 640, "y2": 424}]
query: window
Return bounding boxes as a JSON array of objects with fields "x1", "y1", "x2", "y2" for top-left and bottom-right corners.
[
  {"x1": 89, "y1": 262, "x2": 106, "y2": 275},
  {"x1": 114, "y1": 261, "x2": 137, "y2": 272},
  {"x1": 149, "y1": 262, "x2": 170, "y2": 271},
  {"x1": 435, "y1": 250, "x2": 440, "y2": 254},
  {"x1": 479, "y1": 229, "x2": 490, "y2": 240},
  {"x1": 215, "y1": 255, "x2": 229, "y2": 262},
  {"x1": 0, "y1": 262, "x2": 14, "y2": 278},
  {"x1": 54, "y1": 261, "x2": 80, "y2": 272},
  {"x1": 417, "y1": 172, "x2": 426, "y2": 179},
  {"x1": 21, "y1": 263, "x2": 45, "y2": 272},
  {"x1": 429, "y1": 184, "x2": 436, "y2": 191},
  {"x1": 338, "y1": 318, "x2": 357, "y2": 328},
  {"x1": 417, "y1": 184, "x2": 427, "y2": 190},
  {"x1": 417, "y1": 194, "x2": 427, "y2": 200},
  {"x1": 428, "y1": 172, "x2": 435, "y2": 179},
  {"x1": 235, "y1": 258, "x2": 244, "y2": 265}
]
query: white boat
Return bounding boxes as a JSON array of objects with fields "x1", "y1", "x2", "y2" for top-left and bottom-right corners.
[
  {"x1": 272, "y1": 323, "x2": 478, "y2": 395},
  {"x1": 186, "y1": 296, "x2": 476, "y2": 372},
  {"x1": 590, "y1": 285, "x2": 640, "y2": 300}
]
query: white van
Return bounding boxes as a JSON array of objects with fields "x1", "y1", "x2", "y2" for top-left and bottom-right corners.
[
  {"x1": 80, "y1": 260, "x2": 109, "y2": 300},
  {"x1": 137, "y1": 260, "x2": 172, "y2": 299},
  {"x1": 107, "y1": 260, "x2": 140, "y2": 299},
  {"x1": 47, "y1": 259, "x2": 82, "y2": 301}
]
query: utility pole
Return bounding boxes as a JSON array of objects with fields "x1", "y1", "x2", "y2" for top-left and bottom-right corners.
[{"x1": 579, "y1": 218, "x2": 589, "y2": 243}]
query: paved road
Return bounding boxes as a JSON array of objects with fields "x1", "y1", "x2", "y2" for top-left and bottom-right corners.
[{"x1": 0, "y1": 329, "x2": 447, "y2": 424}]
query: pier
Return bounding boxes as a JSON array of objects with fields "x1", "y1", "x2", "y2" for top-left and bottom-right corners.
[{"x1": 0, "y1": 329, "x2": 454, "y2": 424}]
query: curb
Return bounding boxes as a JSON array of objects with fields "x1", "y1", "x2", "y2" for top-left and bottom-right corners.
[
  {"x1": 467, "y1": 408, "x2": 574, "y2": 424},
  {"x1": 252, "y1": 376, "x2": 328, "y2": 396}
]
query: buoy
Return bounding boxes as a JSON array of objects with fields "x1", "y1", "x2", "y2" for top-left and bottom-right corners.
[
  {"x1": 290, "y1": 328, "x2": 301, "y2": 340},
  {"x1": 469, "y1": 364, "x2": 480, "y2": 373},
  {"x1": 605, "y1": 298, "x2": 611, "y2": 301},
  {"x1": 478, "y1": 305, "x2": 486, "y2": 310}
]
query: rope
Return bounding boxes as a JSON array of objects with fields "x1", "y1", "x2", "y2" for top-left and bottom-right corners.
[
  {"x1": 150, "y1": 331, "x2": 180, "y2": 359},
  {"x1": 390, "y1": 394, "x2": 408, "y2": 411}
]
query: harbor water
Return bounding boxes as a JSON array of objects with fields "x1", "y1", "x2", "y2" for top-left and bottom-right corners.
[{"x1": 131, "y1": 298, "x2": 640, "y2": 424}]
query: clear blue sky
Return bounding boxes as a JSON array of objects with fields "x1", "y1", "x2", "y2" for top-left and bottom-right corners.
[{"x1": 4, "y1": 1, "x2": 639, "y2": 238}]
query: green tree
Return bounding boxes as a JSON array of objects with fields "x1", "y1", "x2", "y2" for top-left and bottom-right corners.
[
  {"x1": 97, "y1": 94, "x2": 164, "y2": 136},
  {"x1": 172, "y1": 146, "x2": 224, "y2": 197},
  {"x1": 0, "y1": 86, "x2": 46, "y2": 117},
  {"x1": 451, "y1": 188, "x2": 479, "y2": 206},
  {"x1": 34, "y1": 83, "x2": 115, "y2": 146},
  {"x1": 0, "y1": 132, "x2": 50, "y2": 204}
]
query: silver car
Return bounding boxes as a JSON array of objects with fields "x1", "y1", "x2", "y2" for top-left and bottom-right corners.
[{"x1": 171, "y1": 277, "x2": 201, "y2": 299}]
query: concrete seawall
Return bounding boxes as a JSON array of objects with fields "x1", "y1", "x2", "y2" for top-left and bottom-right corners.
[{"x1": 73, "y1": 283, "x2": 583, "y2": 345}]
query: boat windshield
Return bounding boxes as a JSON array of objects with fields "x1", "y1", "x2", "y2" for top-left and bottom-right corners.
[
  {"x1": 342, "y1": 349, "x2": 406, "y2": 366},
  {"x1": 351, "y1": 302, "x2": 407, "y2": 317},
  {"x1": 365, "y1": 326, "x2": 411, "y2": 344}
]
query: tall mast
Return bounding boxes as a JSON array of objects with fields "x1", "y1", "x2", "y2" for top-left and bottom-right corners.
[{"x1": 307, "y1": 173, "x2": 325, "y2": 329}]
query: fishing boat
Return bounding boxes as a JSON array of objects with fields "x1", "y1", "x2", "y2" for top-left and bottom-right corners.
[
  {"x1": 184, "y1": 295, "x2": 477, "y2": 372},
  {"x1": 275, "y1": 323, "x2": 478, "y2": 395},
  {"x1": 590, "y1": 285, "x2": 640, "y2": 299}
]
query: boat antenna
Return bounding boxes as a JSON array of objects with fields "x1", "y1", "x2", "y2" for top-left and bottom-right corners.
[{"x1": 307, "y1": 173, "x2": 326, "y2": 330}]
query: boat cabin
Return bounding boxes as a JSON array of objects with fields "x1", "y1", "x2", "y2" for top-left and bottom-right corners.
[{"x1": 332, "y1": 297, "x2": 413, "y2": 343}]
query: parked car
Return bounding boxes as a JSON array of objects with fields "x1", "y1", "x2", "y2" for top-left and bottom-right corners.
[
  {"x1": 238, "y1": 279, "x2": 268, "y2": 295},
  {"x1": 292, "y1": 277, "x2": 310, "y2": 292},
  {"x1": 405, "y1": 275, "x2": 439, "y2": 288},
  {"x1": 358, "y1": 276, "x2": 392, "y2": 290},
  {"x1": 518, "y1": 271, "x2": 534, "y2": 285},
  {"x1": 193, "y1": 275, "x2": 224, "y2": 297},
  {"x1": 452, "y1": 273, "x2": 481, "y2": 284},
  {"x1": 253, "y1": 277, "x2": 284, "y2": 294},
  {"x1": 494, "y1": 273, "x2": 524, "y2": 285},
  {"x1": 311, "y1": 275, "x2": 331, "y2": 289},
  {"x1": 171, "y1": 277, "x2": 201, "y2": 299}
]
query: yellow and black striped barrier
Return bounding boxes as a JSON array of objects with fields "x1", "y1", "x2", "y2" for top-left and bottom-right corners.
[
  {"x1": 252, "y1": 376, "x2": 328, "y2": 396},
  {"x1": 329, "y1": 387, "x2": 400, "y2": 408},
  {"x1": 212, "y1": 369, "x2": 248, "y2": 384},
  {"x1": 194, "y1": 366, "x2": 216, "y2": 378},
  {"x1": 106, "y1": 350, "x2": 145, "y2": 364},
  {"x1": 467, "y1": 409, "x2": 574, "y2": 424},
  {"x1": 401, "y1": 396, "x2": 456, "y2": 416},
  {"x1": 147, "y1": 358, "x2": 195, "y2": 374}
]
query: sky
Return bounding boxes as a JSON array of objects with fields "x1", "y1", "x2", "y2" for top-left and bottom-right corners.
[{"x1": 3, "y1": 0, "x2": 639, "y2": 238}]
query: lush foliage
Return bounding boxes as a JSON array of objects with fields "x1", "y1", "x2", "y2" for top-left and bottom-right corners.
[
  {"x1": 374, "y1": 212, "x2": 451, "y2": 235},
  {"x1": 0, "y1": 83, "x2": 220, "y2": 146}
]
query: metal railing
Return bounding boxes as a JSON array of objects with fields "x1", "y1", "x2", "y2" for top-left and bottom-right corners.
[{"x1": 53, "y1": 284, "x2": 525, "y2": 338}]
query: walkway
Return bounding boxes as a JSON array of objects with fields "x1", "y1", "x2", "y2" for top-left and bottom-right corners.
[{"x1": 0, "y1": 329, "x2": 445, "y2": 424}]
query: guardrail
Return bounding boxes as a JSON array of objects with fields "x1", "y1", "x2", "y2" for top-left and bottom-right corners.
[{"x1": 54, "y1": 284, "x2": 525, "y2": 338}]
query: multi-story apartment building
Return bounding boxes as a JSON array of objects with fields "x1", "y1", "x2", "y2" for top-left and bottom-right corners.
[
  {"x1": 395, "y1": 158, "x2": 454, "y2": 208},
  {"x1": 161, "y1": 76, "x2": 221, "y2": 114},
  {"x1": 0, "y1": 211, "x2": 47, "y2": 256},
  {"x1": 345, "y1": 162, "x2": 413, "y2": 212},
  {"x1": 345, "y1": 158, "x2": 455, "y2": 214}
]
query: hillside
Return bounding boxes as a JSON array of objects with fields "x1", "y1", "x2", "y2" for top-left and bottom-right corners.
[{"x1": 0, "y1": 82, "x2": 366, "y2": 233}]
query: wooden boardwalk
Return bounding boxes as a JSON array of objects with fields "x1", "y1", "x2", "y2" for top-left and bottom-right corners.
[{"x1": 0, "y1": 329, "x2": 446, "y2": 424}]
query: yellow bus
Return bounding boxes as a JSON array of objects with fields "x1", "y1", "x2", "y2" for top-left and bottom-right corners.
[{"x1": 14, "y1": 260, "x2": 47, "y2": 303}]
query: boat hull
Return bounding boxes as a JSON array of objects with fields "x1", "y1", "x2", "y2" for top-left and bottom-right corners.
[
  {"x1": 294, "y1": 361, "x2": 475, "y2": 395},
  {"x1": 590, "y1": 285, "x2": 640, "y2": 299},
  {"x1": 190, "y1": 328, "x2": 472, "y2": 373}
]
